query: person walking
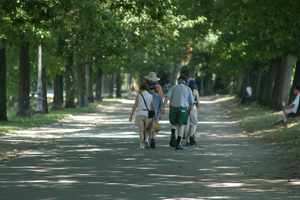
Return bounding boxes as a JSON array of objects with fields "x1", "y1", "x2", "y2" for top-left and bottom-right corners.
[
  {"x1": 144, "y1": 72, "x2": 164, "y2": 148},
  {"x1": 167, "y1": 75, "x2": 194, "y2": 150},
  {"x1": 184, "y1": 79, "x2": 200, "y2": 146},
  {"x1": 129, "y1": 83, "x2": 154, "y2": 149}
]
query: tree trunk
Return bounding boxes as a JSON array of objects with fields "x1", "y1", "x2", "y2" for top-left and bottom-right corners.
[
  {"x1": 95, "y1": 68, "x2": 103, "y2": 101},
  {"x1": 64, "y1": 52, "x2": 76, "y2": 108},
  {"x1": 171, "y1": 63, "x2": 182, "y2": 85},
  {"x1": 116, "y1": 72, "x2": 122, "y2": 98},
  {"x1": 86, "y1": 64, "x2": 94, "y2": 103},
  {"x1": 253, "y1": 72, "x2": 262, "y2": 100},
  {"x1": 36, "y1": 44, "x2": 48, "y2": 113},
  {"x1": 17, "y1": 39, "x2": 31, "y2": 116},
  {"x1": 77, "y1": 64, "x2": 87, "y2": 107},
  {"x1": 272, "y1": 55, "x2": 297, "y2": 109},
  {"x1": 0, "y1": 42, "x2": 7, "y2": 121},
  {"x1": 258, "y1": 59, "x2": 281, "y2": 106},
  {"x1": 109, "y1": 74, "x2": 115, "y2": 98},
  {"x1": 53, "y1": 75, "x2": 64, "y2": 109}
]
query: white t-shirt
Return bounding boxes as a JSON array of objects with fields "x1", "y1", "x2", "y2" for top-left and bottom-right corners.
[
  {"x1": 135, "y1": 91, "x2": 153, "y2": 117},
  {"x1": 246, "y1": 86, "x2": 252, "y2": 97},
  {"x1": 292, "y1": 94, "x2": 300, "y2": 113}
]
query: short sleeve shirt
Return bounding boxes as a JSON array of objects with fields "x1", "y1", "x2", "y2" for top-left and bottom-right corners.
[{"x1": 167, "y1": 84, "x2": 194, "y2": 107}]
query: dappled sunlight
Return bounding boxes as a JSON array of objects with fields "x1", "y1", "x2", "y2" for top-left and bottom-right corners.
[
  {"x1": 207, "y1": 182, "x2": 249, "y2": 188},
  {"x1": 1, "y1": 98, "x2": 300, "y2": 199},
  {"x1": 200, "y1": 96, "x2": 235, "y2": 105}
]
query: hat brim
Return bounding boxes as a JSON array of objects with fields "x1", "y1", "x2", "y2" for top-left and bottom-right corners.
[{"x1": 144, "y1": 76, "x2": 160, "y2": 82}]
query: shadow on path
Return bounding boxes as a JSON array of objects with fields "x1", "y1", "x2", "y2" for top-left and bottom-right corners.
[{"x1": 0, "y1": 97, "x2": 299, "y2": 200}]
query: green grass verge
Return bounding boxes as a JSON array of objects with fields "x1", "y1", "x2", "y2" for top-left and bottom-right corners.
[
  {"x1": 231, "y1": 102, "x2": 300, "y2": 146},
  {"x1": 0, "y1": 103, "x2": 99, "y2": 134}
]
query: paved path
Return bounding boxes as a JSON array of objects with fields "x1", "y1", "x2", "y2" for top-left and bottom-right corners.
[{"x1": 0, "y1": 97, "x2": 300, "y2": 200}]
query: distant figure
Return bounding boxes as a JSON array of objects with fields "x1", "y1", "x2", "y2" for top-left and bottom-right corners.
[
  {"x1": 281, "y1": 86, "x2": 300, "y2": 124},
  {"x1": 241, "y1": 85, "x2": 253, "y2": 104},
  {"x1": 129, "y1": 83, "x2": 154, "y2": 149},
  {"x1": 167, "y1": 75, "x2": 194, "y2": 150}
]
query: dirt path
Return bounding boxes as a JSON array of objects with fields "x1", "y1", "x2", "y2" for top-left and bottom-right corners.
[{"x1": 0, "y1": 97, "x2": 299, "y2": 200}]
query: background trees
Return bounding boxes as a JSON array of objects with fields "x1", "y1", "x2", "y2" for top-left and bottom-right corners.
[{"x1": 1, "y1": 0, "x2": 300, "y2": 121}]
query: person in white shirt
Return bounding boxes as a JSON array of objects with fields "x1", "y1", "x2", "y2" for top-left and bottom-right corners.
[
  {"x1": 281, "y1": 86, "x2": 300, "y2": 124},
  {"x1": 129, "y1": 83, "x2": 154, "y2": 149}
]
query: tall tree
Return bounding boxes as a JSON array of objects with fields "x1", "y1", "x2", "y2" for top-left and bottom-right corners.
[
  {"x1": 36, "y1": 44, "x2": 48, "y2": 113},
  {"x1": 0, "y1": 41, "x2": 7, "y2": 121},
  {"x1": 17, "y1": 38, "x2": 31, "y2": 116}
]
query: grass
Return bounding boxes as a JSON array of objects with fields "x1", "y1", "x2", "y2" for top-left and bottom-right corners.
[
  {"x1": 0, "y1": 103, "x2": 99, "y2": 134},
  {"x1": 231, "y1": 100, "x2": 300, "y2": 151}
]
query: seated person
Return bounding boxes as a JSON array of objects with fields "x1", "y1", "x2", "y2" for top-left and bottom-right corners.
[
  {"x1": 281, "y1": 86, "x2": 300, "y2": 124},
  {"x1": 241, "y1": 85, "x2": 253, "y2": 104}
]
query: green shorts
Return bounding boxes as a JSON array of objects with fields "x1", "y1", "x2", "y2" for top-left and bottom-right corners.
[{"x1": 169, "y1": 106, "x2": 189, "y2": 125}]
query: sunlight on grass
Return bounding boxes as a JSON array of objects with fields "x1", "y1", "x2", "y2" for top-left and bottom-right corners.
[{"x1": 0, "y1": 103, "x2": 98, "y2": 134}]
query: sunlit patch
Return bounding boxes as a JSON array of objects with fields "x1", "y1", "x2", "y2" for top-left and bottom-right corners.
[
  {"x1": 288, "y1": 180, "x2": 300, "y2": 186},
  {"x1": 69, "y1": 148, "x2": 112, "y2": 152},
  {"x1": 57, "y1": 179, "x2": 78, "y2": 184},
  {"x1": 200, "y1": 96, "x2": 235, "y2": 104},
  {"x1": 163, "y1": 197, "x2": 233, "y2": 200},
  {"x1": 207, "y1": 182, "x2": 247, "y2": 188},
  {"x1": 148, "y1": 174, "x2": 194, "y2": 178}
]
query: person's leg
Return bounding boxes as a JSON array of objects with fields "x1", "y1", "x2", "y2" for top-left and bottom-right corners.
[
  {"x1": 136, "y1": 116, "x2": 146, "y2": 148},
  {"x1": 169, "y1": 107, "x2": 178, "y2": 147},
  {"x1": 185, "y1": 118, "x2": 191, "y2": 144},
  {"x1": 282, "y1": 108, "x2": 293, "y2": 123},
  {"x1": 175, "y1": 125, "x2": 185, "y2": 150},
  {"x1": 144, "y1": 119, "x2": 153, "y2": 148},
  {"x1": 189, "y1": 124, "x2": 197, "y2": 145}
]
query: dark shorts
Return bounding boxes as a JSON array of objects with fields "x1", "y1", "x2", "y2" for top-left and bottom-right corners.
[{"x1": 169, "y1": 106, "x2": 189, "y2": 125}]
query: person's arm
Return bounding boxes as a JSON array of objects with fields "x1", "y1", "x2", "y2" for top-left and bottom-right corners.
[
  {"x1": 187, "y1": 88, "x2": 194, "y2": 114},
  {"x1": 129, "y1": 95, "x2": 139, "y2": 122}
]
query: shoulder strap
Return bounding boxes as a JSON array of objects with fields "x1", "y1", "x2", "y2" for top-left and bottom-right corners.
[{"x1": 140, "y1": 92, "x2": 150, "y2": 111}]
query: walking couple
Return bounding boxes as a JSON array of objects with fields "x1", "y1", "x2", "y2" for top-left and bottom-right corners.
[{"x1": 129, "y1": 72, "x2": 164, "y2": 149}]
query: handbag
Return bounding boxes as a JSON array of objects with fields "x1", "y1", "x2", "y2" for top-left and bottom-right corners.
[{"x1": 140, "y1": 93, "x2": 155, "y2": 119}]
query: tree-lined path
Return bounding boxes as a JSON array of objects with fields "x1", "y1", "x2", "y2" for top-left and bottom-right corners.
[{"x1": 0, "y1": 97, "x2": 300, "y2": 200}]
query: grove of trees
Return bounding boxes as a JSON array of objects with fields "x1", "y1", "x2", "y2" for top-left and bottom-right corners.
[{"x1": 1, "y1": 0, "x2": 300, "y2": 121}]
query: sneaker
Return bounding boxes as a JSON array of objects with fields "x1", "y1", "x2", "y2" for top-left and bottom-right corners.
[
  {"x1": 190, "y1": 136, "x2": 196, "y2": 146},
  {"x1": 150, "y1": 138, "x2": 156, "y2": 149}
]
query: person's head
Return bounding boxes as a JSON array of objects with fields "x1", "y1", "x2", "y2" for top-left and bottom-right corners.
[
  {"x1": 188, "y1": 79, "x2": 198, "y2": 90},
  {"x1": 144, "y1": 72, "x2": 160, "y2": 83},
  {"x1": 139, "y1": 82, "x2": 148, "y2": 92},
  {"x1": 293, "y1": 86, "x2": 300, "y2": 95},
  {"x1": 178, "y1": 75, "x2": 188, "y2": 84}
]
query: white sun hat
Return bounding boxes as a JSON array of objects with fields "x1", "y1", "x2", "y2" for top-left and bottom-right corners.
[{"x1": 144, "y1": 72, "x2": 160, "y2": 82}]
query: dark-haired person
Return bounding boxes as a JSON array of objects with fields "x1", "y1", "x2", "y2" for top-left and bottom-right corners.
[
  {"x1": 129, "y1": 83, "x2": 154, "y2": 149},
  {"x1": 281, "y1": 86, "x2": 300, "y2": 124},
  {"x1": 167, "y1": 75, "x2": 194, "y2": 150}
]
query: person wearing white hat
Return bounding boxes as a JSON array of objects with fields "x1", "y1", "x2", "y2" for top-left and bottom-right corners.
[{"x1": 144, "y1": 72, "x2": 160, "y2": 83}]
